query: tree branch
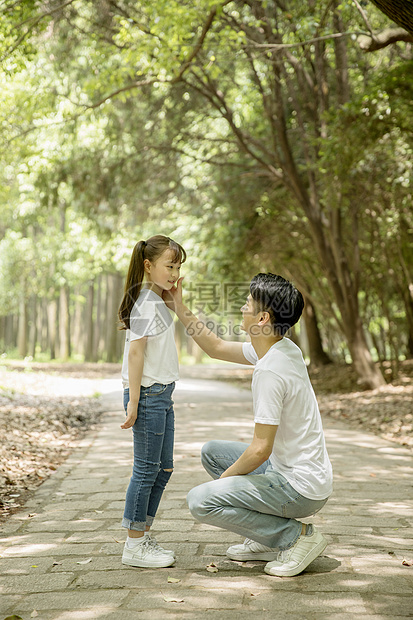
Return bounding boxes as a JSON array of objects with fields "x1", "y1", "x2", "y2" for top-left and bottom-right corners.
[
  {"x1": 352, "y1": 0, "x2": 375, "y2": 37},
  {"x1": 358, "y1": 27, "x2": 413, "y2": 51},
  {"x1": 84, "y1": 77, "x2": 163, "y2": 109},
  {"x1": 173, "y1": 0, "x2": 232, "y2": 81},
  {"x1": 1, "y1": 0, "x2": 77, "y2": 63},
  {"x1": 246, "y1": 31, "x2": 368, "y2": 51}
]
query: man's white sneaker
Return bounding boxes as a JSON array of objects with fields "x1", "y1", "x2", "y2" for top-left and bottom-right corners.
[
  {"x1": 146, "y1": 534, "x2": 175, "y2": 557},
  {"x1": 264, "y1": 525, "x2": 327, "y2": 577},
  {"x1": 226, "y1": 538, "x2": 279, "y2": 561},
  {"x1": 122, "y1": 537, "x2": 175, "y2": 568}
]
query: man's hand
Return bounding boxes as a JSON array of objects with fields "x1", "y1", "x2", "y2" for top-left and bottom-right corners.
[
  {"x1": 162, "y1": 276, "x2": 184, "y2": 313},
  {"x1": 121, "y1": 401, "x2": 138, "y2": 430}
]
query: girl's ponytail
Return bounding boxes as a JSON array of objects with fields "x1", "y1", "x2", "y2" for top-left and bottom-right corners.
[{"x1": 118, "y1": 240, "x2": 146, "y2": 330}]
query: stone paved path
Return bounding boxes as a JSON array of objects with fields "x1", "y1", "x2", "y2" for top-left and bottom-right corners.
[{"x1": 1, "y1": 368, "x2": 412, "y2": 619}]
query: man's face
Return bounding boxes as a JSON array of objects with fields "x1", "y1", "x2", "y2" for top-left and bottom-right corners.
[{"x1": 240, "y1": 294, "x2": 259, "y2": 333}]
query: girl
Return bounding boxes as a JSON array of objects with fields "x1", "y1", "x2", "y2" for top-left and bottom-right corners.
[{"x1": 118, "y1": 234, "x2": 186, "y2": 568}]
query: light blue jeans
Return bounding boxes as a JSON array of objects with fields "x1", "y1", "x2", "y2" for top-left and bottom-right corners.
[
  {"x1": 122, "y1": 383, "x2": 175, "y2": 531},
  {"x1": 187, "y1": 440, "x2": 328, "y2": 551}
]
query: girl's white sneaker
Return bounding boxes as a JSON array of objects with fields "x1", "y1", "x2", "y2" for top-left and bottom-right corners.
[
  {"x1": 122, "y1": 536, "x2": 175, "y2": 568},
  {"x1": 146, "y1": 534, "x2": 175, "y2": 557}
]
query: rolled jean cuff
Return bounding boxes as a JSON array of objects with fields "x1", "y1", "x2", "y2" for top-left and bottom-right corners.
[
  {"x1": 146, "y1": 515, "x2": 155, "y2": 527},
  {"x1": 122, "y1": 517, "x2": 147, "y2": 531}
]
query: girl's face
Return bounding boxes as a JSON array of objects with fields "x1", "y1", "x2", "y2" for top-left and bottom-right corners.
[{"x1": 144, "y1": 248, "x2": 181, "y2": 296}]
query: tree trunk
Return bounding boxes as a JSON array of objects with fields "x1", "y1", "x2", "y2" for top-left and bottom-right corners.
[
  {"x1": 59, "y1": 285, "x2": 71, "y2": 360},
  {"x1": 369, "y1": 0, "x2": 413, "y2": 35},
  {"x1": 346, "y1": 316, "x2": 386, "y2": 389},
  {"x1": 40, "y1": 298, "x2": 49, "y2": 354},
  {"x1": 18, "y1": 297, "x2": 28, "y2": 358},
  {"x1": 72, "y1": 287, "x2": 83, "y2": 357},
  {"x1": 302, "y1": 298, "x2": 332, "y2": 367},
  {"x1": 84, "y1": 282, "x2": 95, "y2": 362},
  {"x1": 94, "y1": 275, "x2": 103, "y2": 361},
  {"x1": 29, "y1": 296, "x2": 38, "y2": 358},
  {"x1": 333, "y1": 3, "x2": 350, "y2": 104},
  {"x1": 106, "y1": 273, "x2": 122, "y2": 363},
  {"x1": 48, "y1": 299, "x2": 58, "y2": 359}
]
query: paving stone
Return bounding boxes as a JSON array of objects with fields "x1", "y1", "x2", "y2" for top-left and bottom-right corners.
[
  {"x1": 24, "y1": 510, "x2": 81, "y2": 521},
  {"x1": 74, "y1": 568, "x2": 182, "y2": 589},
  {"x1": 65, "y1": 531, "x2": 126, "y2": 543},
  {"x1": 362, "y1": 594, "x2": 413, "y2": 616},
  {"x1": 1, "y1": 571, "x2": 74, "y2": 594},
  {"x1": 0, "y1": 556, "x2": 58, "y2": 575},
  {"x1": 25, "y1": 518, "x2": 104, "y2": 532},
  {"x1": 0, "y1": 542, "x2": 100, "y2": 557},
  {"x1": 81, "y1": 510, "x2": 120, "y2": 520},
  {"x1": 126, "y1": 588, "x2": 245, "y2": 610},
  {"x1": 245, "y1": 590, "x2": 368, "y2": 614},
  {"x1": 10, "y1": 589, "x2": 129, "y2": 612},
  {"x1": 50, "y1": 555, "x2": 125, "y2": 573}
]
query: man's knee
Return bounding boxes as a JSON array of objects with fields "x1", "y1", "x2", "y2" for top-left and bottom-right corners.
[
  {"x1": 201, "y1": 440, "x2": 221, "y2": 466},
  {"x1": 187, "y1": 484, "x2": 210, "y2": 521}
]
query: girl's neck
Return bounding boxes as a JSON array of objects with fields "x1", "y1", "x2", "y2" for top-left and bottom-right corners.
[{"x1": 143, "y1": 281, "x2": 163, "y2": 298}]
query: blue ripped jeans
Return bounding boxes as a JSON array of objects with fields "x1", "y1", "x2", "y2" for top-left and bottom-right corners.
[
  {"x1": 122, "y1": 382, "x2": 175, "y2": 531},
  {"x1": 187, "y1": 440, "x2": 328, "y2": 551}
]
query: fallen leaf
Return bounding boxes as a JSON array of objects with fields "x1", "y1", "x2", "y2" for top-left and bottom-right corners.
[
  {"x1": 167, "y1": 576, "x2": 181, "y2": 583},
  {"x1": 4, "y1": 616, "x2": 24, "y2": 620},
  {"x1": 206, "y1": 562, "x2": 219, "y2": 573},
  {"x1": 31, "y1": 565, "x2": 38, "y2": 568},
  {"x1": 52, "y1": 561, "x2": 62, "y2": 566},
  {"x1": 249, "y1": 592, "x2": 262, "y2": 597},
  {"x1": 31, "y1": 611, "x2": 39, "y2": 618},
  {"x1": 76, "y1": 558, "x2": 92, "y2": 565},
  {"x1": 162, "y1": 594, "x2": 184, "y2": 603},
  {"x1": 95, "y1": 510, "x2": 103, "y2": 514},
  {"x1": 402, "y1": 559, "x2": 413, "y2": 566},
  {"x1": 369, "y1": 473, "x2": 376, "y2": 477}
]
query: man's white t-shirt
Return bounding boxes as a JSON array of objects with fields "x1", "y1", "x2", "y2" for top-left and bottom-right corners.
[
  {"x1": 121, "y1": 288, "x2": 179, "y2": 388},
  {"x1": 243, "y1": 338, "x2": 333, "y2": 501}
]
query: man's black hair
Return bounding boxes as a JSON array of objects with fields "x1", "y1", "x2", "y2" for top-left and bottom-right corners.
[{"x1": 250, "y1": 273, "x2": 304, "y2": 336}]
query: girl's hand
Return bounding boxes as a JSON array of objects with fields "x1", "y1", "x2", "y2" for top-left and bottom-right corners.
[
  {"x1": 121, "y1": 402, "x2": 138, "y2": 429},
  {"x1": 163, "y1": 276, "x2": 184, "y2": 313}
]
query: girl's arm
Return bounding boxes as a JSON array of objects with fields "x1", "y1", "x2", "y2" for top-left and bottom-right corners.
[{"x1": 121, "y1": 337, "x2": 147, "y2": 429}]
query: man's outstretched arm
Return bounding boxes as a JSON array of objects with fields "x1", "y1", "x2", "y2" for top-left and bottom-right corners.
[{"x1": 165, "y1": 278, "x2": 252, "y2": 365}]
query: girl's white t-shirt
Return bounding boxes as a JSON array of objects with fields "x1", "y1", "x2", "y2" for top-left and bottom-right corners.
[
  {"x1": 242, "y1": 338, "x2": 333, "y2": 501},
  {"x1": 121, "y1": 289, "x2": 179, "y2": 388}
]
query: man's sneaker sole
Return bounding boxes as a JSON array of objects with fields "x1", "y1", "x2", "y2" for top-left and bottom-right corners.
[
  {"x1": 264, "y1": 535, "x2": 327, "y2": 577},
  {"x1": 226, "y1": 549, "x2": 279, "y2": 562}
]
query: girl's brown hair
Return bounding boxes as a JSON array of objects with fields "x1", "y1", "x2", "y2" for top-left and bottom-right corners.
[{"x1": 118, "y1": 235, "x2": 186, "y2": 330}]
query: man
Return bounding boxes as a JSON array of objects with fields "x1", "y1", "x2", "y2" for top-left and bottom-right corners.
[{"x1": 166, "y1": 273, "x2": 333, "y2": 577}]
